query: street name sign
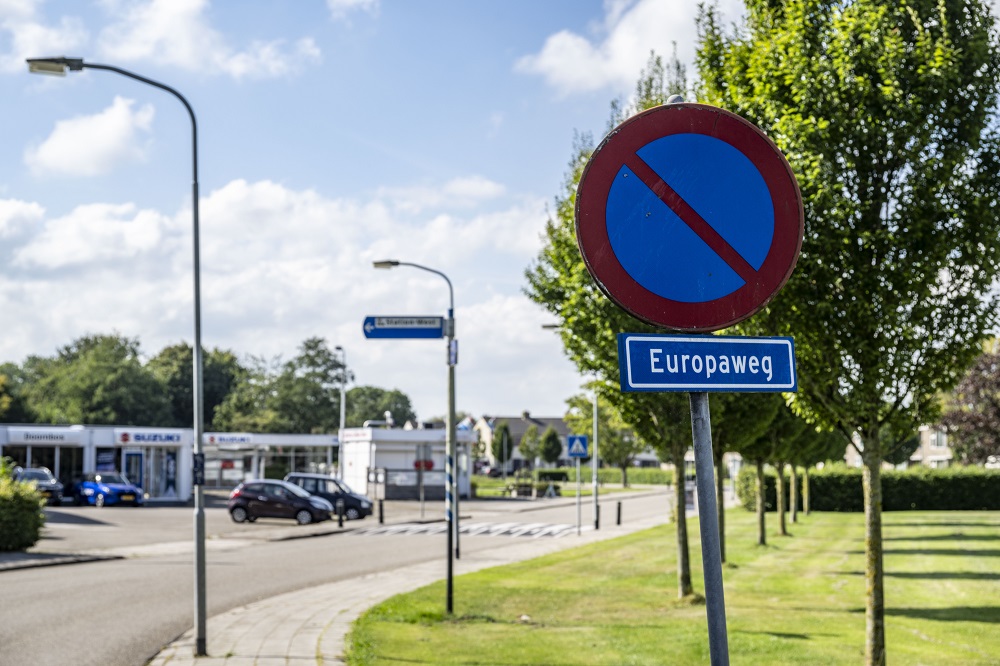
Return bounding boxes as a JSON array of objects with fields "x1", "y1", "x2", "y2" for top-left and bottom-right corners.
[
  {"x1": 576, "y1": 103, "x2": 803, "y2": 332},
  {"x1": 567, "y1": 435, "x2": 589, "y2": 458},
  {"x1": 618, "y1": 333, "x2": 796, "y2": 392},
  {"x1": 363, "y1": 316, "x2": 444, "y2": 339}
]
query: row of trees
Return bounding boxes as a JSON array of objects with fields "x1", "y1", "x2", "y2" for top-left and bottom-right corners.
[
  {"x1": 0, "y1": 333, "x2": 416, "y2": 433},
  {"x1": 527, "y1": 0, "x2": 1000, "y2": 661}
]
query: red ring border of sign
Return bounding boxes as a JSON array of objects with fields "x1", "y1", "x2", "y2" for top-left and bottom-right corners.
[{"x1": 575, "y1": 103, "x2": 804, "y2": 332}]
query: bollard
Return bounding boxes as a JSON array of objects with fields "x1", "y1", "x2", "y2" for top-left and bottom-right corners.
[
  {"x1": 337, "y1": 499, "x2": 344, "y2": 528},
  {"x1": 617, "y1": 500, "x2": 622, "y2": 525},
  {"x1": 595, "y1": 504, "x2": 600, "y2": 530},
  {"x1": 378, "y1": 498, "x2": 384, "y2": 524}
]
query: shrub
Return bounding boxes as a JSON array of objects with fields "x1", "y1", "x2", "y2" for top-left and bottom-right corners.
[
  {"x1": 554, "y1": 467, "x2": 673, "y2": 485},
  {"x1": 536, "y1": 470, "x2": 569, "y2": 482},
  {"x1": 736, "y1": 464, "x2": 1000, "y2": 512},
  {"x1": 0, "y1": 476, "x2": 45, "y2": 551}
]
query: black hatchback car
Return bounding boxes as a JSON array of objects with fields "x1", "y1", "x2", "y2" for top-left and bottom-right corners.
[
  {"x1": 283, "y1": 473, "x2": 373, "y2": 520},
  {"x1": 13, "y1": 467, "x2": 64, "y2": 505},
  {"x1": 228, "y1": 479, "x2": 333, "y2": 525}
]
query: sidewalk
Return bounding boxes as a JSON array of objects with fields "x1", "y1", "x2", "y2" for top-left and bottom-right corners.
[{"x1": 148, "y1": 493, "x2": 672, "y2": 665}]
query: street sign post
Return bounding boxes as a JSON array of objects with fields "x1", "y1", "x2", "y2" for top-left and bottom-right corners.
[
  {"x1": 362, "y1": 316, "x2": 444, "y2": 339},
  {"x1": 619, "y1": 334, "x2": 796, "y2": 392},
  {"x1": 575, "y1": 101, "x2": 805, "y2": 666},
  {"x1": 568, "y1": 435, "x2": 588, "y2": 536}
]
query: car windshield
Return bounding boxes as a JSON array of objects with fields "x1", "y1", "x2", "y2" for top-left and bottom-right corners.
[
  {"x1": 282, "y1": 482, "x2": 312, "y2": 499},
  {"x1": 22, "y1": 470, "x2": 52, "y2": 481},
  {"x1": 96, "y1": 473, "x2": 128, "y2": 485},
  {"x1": 333, "y1": 479, "x2": 356, "y2": 494}
]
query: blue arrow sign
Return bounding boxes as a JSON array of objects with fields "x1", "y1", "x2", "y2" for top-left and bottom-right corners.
[
  {"x1": 618, "y1": 333, "x2": 796, "y2": 392},
  {"x1": 363, "y1": 316, "x2": 444, "y2": 339},
  {"x1": 568, "y1": 435, "x2": 589, "y2": 458}
]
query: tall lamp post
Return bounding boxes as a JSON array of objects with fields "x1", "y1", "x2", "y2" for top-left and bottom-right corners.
[
  {"x1": 373, "y1": 259, "x2": 458, "y2": 610},
  {"x1": 27, "y1": 56, "x2": 209, "y2": 657},
  {"x1": 335, "y1": 345, "x2": 347, "y2": 479},
  {"x1": 542, "y1": 323, "x2": 600, "y2": 529}
]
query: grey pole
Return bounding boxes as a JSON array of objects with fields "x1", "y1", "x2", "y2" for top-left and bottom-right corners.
[
  {"x1": 25, "y1": 58, "x2": 209, "y2": 657},
  {"x1": 689, "y1": 391, "x2": 730, "y2": 665},
  {"x1": 372, "y1": 260, "x2": 456, "y2": 611},
  {"x1": 336, "y1": 345, "x2": 347, "y2": 479},
  {"x1": 576, "y1": 457, "x2": 582, "y2": 536},
  {"x1": 592, "y1": 387, "x2": 599, "y2": 530}
]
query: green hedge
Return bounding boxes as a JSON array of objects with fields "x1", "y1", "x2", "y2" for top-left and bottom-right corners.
[
  {"x1": 0, "y1": 477, "x2": 46, "y2": 551},
  {"x1": 736, "y1": 465, "x2": 1000, "y2": 512},
  {"x1": 550, "y1": 467, "x2": 673, "y2": 485}
]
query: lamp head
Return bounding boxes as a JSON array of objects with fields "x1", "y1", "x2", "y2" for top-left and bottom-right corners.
[
  {"x1": 26, "y1": 57, "x2": 84, "y2": 76},
  {"x1": 372, "y1": 260, "x2": 399, "y2": 269}
]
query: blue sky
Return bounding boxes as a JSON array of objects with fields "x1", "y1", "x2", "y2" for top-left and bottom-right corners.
[{"x1": 1, "y1": 0, "x2": 748, "y2": 423}]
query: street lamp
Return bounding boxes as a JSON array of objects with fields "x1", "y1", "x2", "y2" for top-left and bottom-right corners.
[
  {"x1": 542, "y1": 323, "x2": 600, "y2": 529},
  {"x1": 373, "y1": 259, "x2": 459, "y2": 610},
  {"x1": 335, "y1": 345, "x2": 347, "y2": 479},
  {"x1": 27, "y1": 56, "x2": 209, "y2": 657}
]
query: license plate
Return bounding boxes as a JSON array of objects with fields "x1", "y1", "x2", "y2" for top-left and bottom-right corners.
[{"x1": 121, "y1": 494, "x2": 134, "y2": 501}]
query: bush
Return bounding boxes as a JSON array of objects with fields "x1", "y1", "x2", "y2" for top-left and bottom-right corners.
[
  {"x1": 553, "y1": 467, "x2": 674, "y2": 485},
  {"x1": 736, "y1": 464, "x2": 1000, "y2": 512},
  {"x1": 536, "y1": 470, "x2": 569, "y2": 482},
  {"x1": 0, "y1": 477, "x2": 45, "y2": 551}
]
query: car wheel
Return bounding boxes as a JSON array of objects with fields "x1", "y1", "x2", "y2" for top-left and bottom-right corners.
[
  {"x1": 345, "y1": 507, "x2": 361, "y2": 521},
  {"x1": 230, "y1": 506, "x2": 249, "y2": 523},
  {"x1": 95, "y1": 494, "x2": 106, "y2": 508},
  {"x1": 295, "y1": 509, "x2": 313, "y2": 525},
  {"x1": 247, "y1": 516, "x2": 257, "y2": 523}
]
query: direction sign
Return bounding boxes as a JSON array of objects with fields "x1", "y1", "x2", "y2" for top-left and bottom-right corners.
[
  {"x1": 576, "y1": 103, "x2": 804, "y2": 332},
  {"x1": 567, "y1": 435, "x2": 589, "y2": 458},
  {"x1": 363, "y1": 316, "x2": 444, "y2": 339},
  {"x1": 618, "y1": 333, "x2": 796, "y2": 392}
]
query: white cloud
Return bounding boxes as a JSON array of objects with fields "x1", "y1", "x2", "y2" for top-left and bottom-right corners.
[
  {"x1": 327, "y1": 0, "x2": 379, "y2": 22},
  {"x1": 516, "y1": 0, "x2": 745, "y2": 96},
  {"x1": 13, "y1": 202, "x2": 174, "y2": 269},
  {"x1": 377, "y1": 176, "x2": 506, "y2": 214},
  {"x1": 0, "y1": 198, "x2": 44, "y2": 238},
  {"x1": 0, "y1": 174, "x2": 570, "y2": 418},
  {"x1": 97, "y1": 0, "x2": 321, "y2": 79},
  {"x1": 24, "y1": 96, "x2": 155, "y2": 177},
  {"x1": 0, "y1": 0, "x2": 87, "y2": 74}
]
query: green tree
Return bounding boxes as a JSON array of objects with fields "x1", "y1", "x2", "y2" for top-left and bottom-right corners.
[
  {"x1": 270, "y1": 337, "x2": 345, "y2": 433},
  {"x1": 697, "y1": 2, "x2": 1000, "y2": 660},
  {"x1": 146, "y1": 343, "x2": 245, "y2": 430},
  {"x1": 23, "y1": 334, "x2": 170, "y2": 425},
  {"x1": 526, "y1": 50, "x2": 698, "y2": 599},
  {"x1": 0, "y1": 363, "x2": 35, "y2": 423},
  {"x1": 212, "y1": 355, "x2": 289, "y2": 433},
  {"x1": 518, "y1": 424, "x2": 540, "y2": 471},
  {"x1": 491, "y1": 421, "x2": 513, "y2": 468},
  {"x1": 564, "y1": 391, "x2": 646, "y2": 487},
  {"x1": 941, "y1": 350, "x2": 1000, "y2": 464},
  {"x1": 539, "y1": 427, "x2": 562, "y2": 466},
  {"x1": 344, "y1": 386, "x2": 417, "y2": 427},
  {"x1": 710, "y1": 393, "x2": 781, "y2": 561}
]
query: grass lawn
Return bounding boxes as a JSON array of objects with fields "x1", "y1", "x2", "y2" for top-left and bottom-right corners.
[{"x1": 346, "y1": 509, "x2": 1000, "y2": 665}]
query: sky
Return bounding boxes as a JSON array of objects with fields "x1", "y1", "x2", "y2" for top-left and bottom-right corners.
[{"x1": 0, "y1": 0, "x2": 753, "y2": 424}]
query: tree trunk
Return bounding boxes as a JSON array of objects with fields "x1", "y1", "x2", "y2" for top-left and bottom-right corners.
[
  {"x1": 862, "y1": 445, "x2": 886, "y2": 665},
  {"x1": 672, "y1": 445, "x2": 693, "y2": 597},
  {"x1": 776, "y1": 461, "x2": 788, "y2": 536},
  {"x1": 620, "y1": 464, "x2": 629, "y2": 488},
  {"x1": 790, "y1": 464, "x2": 799, "y2": 524},
  {"x1": 755, "y1": 459, "x2": 766, "y2": 546},
  {"x1": 714, "y1": 446, "x2": 726, "y2": 563},
  {"x1": 804, "y1": 466, "x2": 811, "y2": 515}
]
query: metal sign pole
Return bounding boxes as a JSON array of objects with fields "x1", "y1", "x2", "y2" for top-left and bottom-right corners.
[
  {"x1": 689, "y1": 391, "x2": 730, "y2": 666},
  {"x1": 576, "y1": 457, "x2": 582, "y2": 536}
]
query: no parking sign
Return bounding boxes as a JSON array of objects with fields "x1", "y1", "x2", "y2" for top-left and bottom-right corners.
[{"x1": 575, "y1": 103, "x2": 803, "y2": 332}]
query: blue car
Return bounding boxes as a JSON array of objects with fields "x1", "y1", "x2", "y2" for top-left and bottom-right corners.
[{"x1": 74, "y1": 471, "x2": 144, "y2": 507}]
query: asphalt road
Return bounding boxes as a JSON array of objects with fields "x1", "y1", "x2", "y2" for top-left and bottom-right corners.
[{"x1": 0, "y1": 488, "x2": 672, "y2": 666}]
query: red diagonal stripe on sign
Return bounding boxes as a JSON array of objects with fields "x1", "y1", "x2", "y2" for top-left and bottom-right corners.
[{"x1": 624, "y1": 153, "x2": 757, "y2": 283}]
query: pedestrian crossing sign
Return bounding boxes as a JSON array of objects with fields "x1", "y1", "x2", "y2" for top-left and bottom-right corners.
[{"x1": 568, "y1": 435, "x2": 589, "y2": 458}]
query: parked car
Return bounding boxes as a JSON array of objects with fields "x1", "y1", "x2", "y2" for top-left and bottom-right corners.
[
  {"x1": 74, "y1": 471, "x2": 144, "y2": 507},
  {"x1": 12, "y1": 466, "x2": 64, "y2": 505},
  {"x1": 283, "y1": 472, "x2": 373, "y2": 520},
  {"x1": 228, "y1": 479, "x2": 333, "y2": 525}
]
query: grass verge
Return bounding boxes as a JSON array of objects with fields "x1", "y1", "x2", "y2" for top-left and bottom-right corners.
[{"x1": 346, "y1": 509, "x2": 1000, "y2": 665}]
